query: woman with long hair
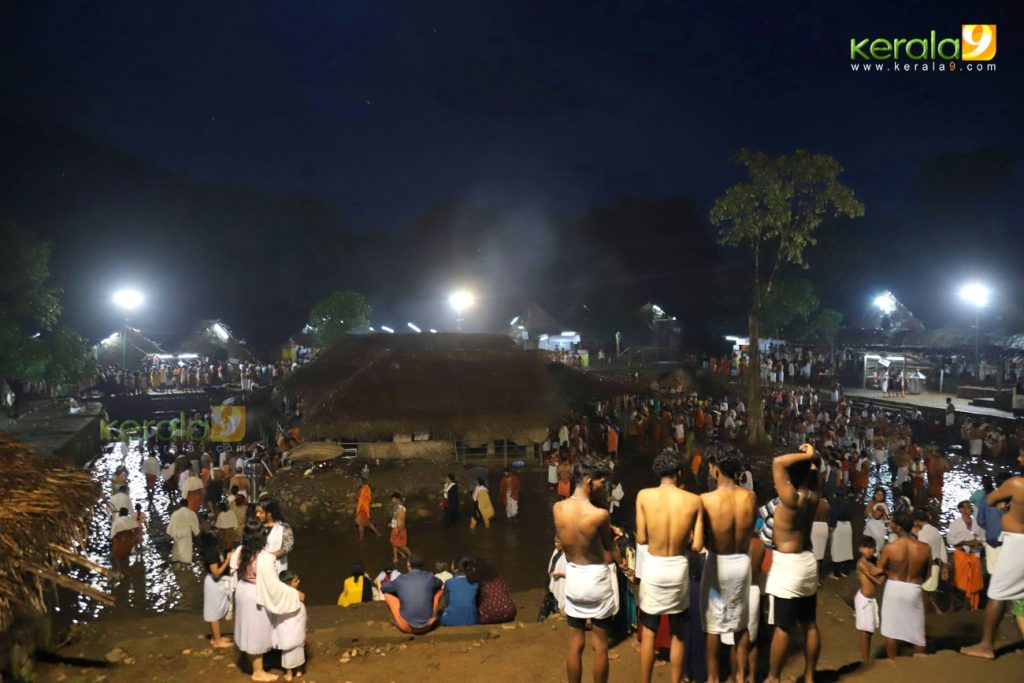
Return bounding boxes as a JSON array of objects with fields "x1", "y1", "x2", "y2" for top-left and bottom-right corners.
[
  {"x1": 232, "y1": 522, "x2": 276, "y2": 680},
  {"x1": 200, "y1": 530, "x2": 233, "y2": 648},
  {"x1": 465, "y1": 557, "x2": 517, "y2": 624}
]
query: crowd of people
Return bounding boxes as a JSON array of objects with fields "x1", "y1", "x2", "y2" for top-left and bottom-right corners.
[{"x1": 93, "y1": 358, "x2": 304, "y2": 396}]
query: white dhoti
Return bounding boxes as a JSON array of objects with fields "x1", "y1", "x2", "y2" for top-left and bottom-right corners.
[
  {"x1": 505, "y1": 498, "x2": 518, "y2": 518},
  {"x1": 700, "y1": 553, "x2": 751, "y2": 634},
  {"x1": 766, "y1": 550, "x2": 818, "y2": 599},
  {"x1": 547, "y1": 465, "x2": 557, "y2": 485},
  {"x1": 922, "y1": 564, "x2": 940, "y2": 593},
  {"x1": 969, "y1": 439, "x2": 983, "y2": 457},
  {"x1": 987, "y1": 532, "x2": 1024, "y2": 601},
  {"x1": 203, "y1": 574, "x2": 232, "y2": 622},
  {"x1": 639, "y1": 554, "x2": 688, "y2": 615},
  {"x1": 854, "y1": 590, "x2": 879, "y2": 632},
  {"x1": 984, "y1": 542, "x2": 1002, "y2": 576},
  {"x1": 873, "y1": 448, "x2": 886, "y2": 465},
  {"x1": 810, "y1": 522, "x2": 829, "y2": 561},
  {"x1": 830, "y1": 521, "x2": 854, "y2": 563},
  {"x1": 635, "y1": 544, "x2": 648, "y2": 581},
  {"x1": 170, "y1": 534, "x2": 193, "y2": 563},
  {"x1": 235, "y1": 580, "x2": 273, "y2": 655},
  {"x1": 722, "y1": 584, "x2": 760, "y2": 645},
  {"x1": 564, "y1": 562, "x2": 620, "y2": 621},
  {"x1": 880, "y1": 579, "x2": 925, "y2": 646}
]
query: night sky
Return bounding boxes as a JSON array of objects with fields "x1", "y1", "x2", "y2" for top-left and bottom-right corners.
[{"x1": 1, "y1": 1, "x2": 1021, "y2": 350}]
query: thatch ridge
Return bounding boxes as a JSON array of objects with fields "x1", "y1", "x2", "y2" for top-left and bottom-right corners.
[{"x1": 0, "y1": 434, "x2": 99, "y2": 630}]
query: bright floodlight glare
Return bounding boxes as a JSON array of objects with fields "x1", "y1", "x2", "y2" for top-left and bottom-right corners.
[
  {"x1": 112, "y1": 288, "x2": 144, "y2": 311},
  {"x1": 959, "y1": 283, "x2": 991, "y2": 308},
  {"x1": 211, "y1": 322, "x2": 229, "y2": 341},
  {"x1": 429, "y1": 329, "x2": 438, "y2": 334},
  {"x1": 407, "y1": 322, "x2": 421, "y2": 333},
  {"x1": 873, "y1": 291, "x2": 896, "y2": 315},
  {"x1": 449, "y1": 289, "x2": 475, "y2": 314},
  {"x1": 380, "y1": 325, "x2": 395, "y2": 334}
]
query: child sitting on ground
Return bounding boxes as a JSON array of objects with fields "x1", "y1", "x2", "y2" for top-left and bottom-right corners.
[
  {"x1": 273, "y1": 570, "x2": 307, "y2": 680},
  {"x1": 854, "y1": 536, "x2": 885, "y2": 662}
]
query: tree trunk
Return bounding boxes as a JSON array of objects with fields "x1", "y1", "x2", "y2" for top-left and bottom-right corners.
[{"x1": 746, "y1": 312, "x2": 765, "y2": 445}]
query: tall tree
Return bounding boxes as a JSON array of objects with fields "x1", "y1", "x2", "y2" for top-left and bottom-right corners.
[
  {"x1": 710, "y1": 150, "x2": 863, "y2": 444},
  {"x1": 307, "y1": 290, "x2": 371, "y2": 348},
  {"x1": 759, "y1": 279, "x2": 820, "y2": 338}
]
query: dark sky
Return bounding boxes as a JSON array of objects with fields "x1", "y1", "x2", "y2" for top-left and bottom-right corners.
[{"x1": 1, "y1": 1, "x2": 1022, "y2": 348}]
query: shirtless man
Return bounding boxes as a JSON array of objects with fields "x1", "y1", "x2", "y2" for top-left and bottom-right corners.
[
  {"x1": 700, "y1": 446, "x2": 756, "y2": 683},
  {"x1": 962, "y1": 448, "x2": 1024, "y2": 659},
  {"x1": 635, "y1": 450, "x2": 702, "y2": 683},
  {"x1": 766, "y1": 444, "x2": 821, "y2": 683},
  {"x1": 556, "y1": 457, "x2": 574, "y2": 500},
  {"x1": 553, "y1": 455, "x2": 622, "y2": 683},
  {"x1": 877, "y1": 510, "x2": 930, "y2": 656}
]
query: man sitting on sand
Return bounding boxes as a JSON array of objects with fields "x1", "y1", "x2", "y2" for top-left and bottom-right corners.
[
  {"x1": 379, "y1": 555, "x2": 442, "y2": 635},
  {"x1": 961, "y1": 449, "x2": 1024, "y2": 659},
  {"x1": 877, "y1": 510, "x2": 930, "y2": 657},
  {"x1": 635, "y1": 450, "x2": 703, "y2": 683}
]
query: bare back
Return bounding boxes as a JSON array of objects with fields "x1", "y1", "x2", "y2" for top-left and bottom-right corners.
[
  {"x1": 879, "y1": 535, "x2": 930, "y2": 583},
  {"x1": 700, "y1": 486, "x2": 756, "y2": 555},
  {"x1": 773, "y1": 490, "x2": 820, "y2": 554},
  {"x1": 553, "y1": 497, "x2": 614, "y2": 565},
  {"x1": 635, "y1": 485, "x2": 702, "y2": 557},
  {"x1": 991, "y1": 476, "x2": 1024, "y2": 533}
]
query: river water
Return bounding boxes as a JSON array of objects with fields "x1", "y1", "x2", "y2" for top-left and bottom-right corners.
[{"x1": 59, "y1": 434, "x2": 1000, "y2": 629}]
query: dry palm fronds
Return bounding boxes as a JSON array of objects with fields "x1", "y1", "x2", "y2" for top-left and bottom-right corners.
[{"x1": 0, "y1": 433, "x2": 100, "y2": 630}]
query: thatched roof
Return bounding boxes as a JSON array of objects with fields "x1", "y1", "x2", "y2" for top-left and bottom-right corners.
[
  {"x1": 836, "y1": 326, "x2": 995, "y2": 351},
  {"x1": 0, "y1": 435, "x2": 101, "y2": 630},
  {"x1": 93, "y1": 326, "x2": 163, "y2": 367},
  {"x1": 178, "y1": 319, "x2": 256, "y2": 362},
  {"x1": 281, "y1": 334, "x2": 635, "y2": 443}
]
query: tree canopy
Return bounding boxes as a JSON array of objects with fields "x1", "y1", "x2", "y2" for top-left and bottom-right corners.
[{"x1": 307, "y1": 290, "x2": 371, "y2": 348}]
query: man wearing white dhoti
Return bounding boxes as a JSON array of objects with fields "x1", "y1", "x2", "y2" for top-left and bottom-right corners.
[
  {"x1": 962, "y1": 455, "x2": 1024, "y2": 660},
  {"x1": 553, "y1": 455, "x2": 621, "y2": 683},
  {"x1": 766, "y1": 445, "x2": 822, "y2": 683},
  {"x1": 700, "y1": 445, "x2": 756, "y2": 683},
  {"x1": 166, "y1": 499, "x2": 199, "y2": 564},
  {"x1": 877, "y1": 511, "x2": 930, "y2": 656},
  {"x1": 635, "y1": 450, "x2": 702, "y2": 683}
]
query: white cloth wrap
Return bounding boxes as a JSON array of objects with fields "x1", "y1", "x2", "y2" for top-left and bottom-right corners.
[
  {"x1": 987, "y1": 531, "x2": 1024, "y2": 601},
  {"x1": 234, "y1": 580, "x2": 273, "y2": 655},
  {"x1": 880, "y1": 579, "x2": 925, "y2": 646},
  {"x1": 564, "y1": 562, "x2": 619, "y2": 620},
  {"x1": 922, "y1": 564, "x2": 940, "y2": 592},
  {"x1": 505, "y1": 498, "x2": 518, "y2": 518},
  {"x1": 969, "y1": 439, "x2": 983, "y2": 456},
  {"x1": 830, "y1": 521, "x2": 854, "y2": 563},
  {"x1": 721, "y1": 584, "x2": 760, "y2": 645},
  {"x1": 700, "y1": 553, "x2": 751, "y2": 634},
  {"x1": 765, "y1": 550, "x2": 818, "y2": 599},
  {"x1": 272, "y1": 602, "x2": 307, "y2": 653},
  {"x1": 984, "y1": 542, "x2": 1002, "y2": 576},
  {"x1": 635, "y1": 544, "x2": 648, "y2": 581},
  {"x1": 203, "y1": 574, "x2": 232, "y2": 622},
  {"x1": 864, "y1": 519, "x2": 888, "y2": 552},
  {"x1": 639, "y1": 554, "x2": 689, "y2": 616},
  {"x1": 810, "y1": 522, "x2": 829, "y2": 561},
  {"x1": 854, "y1": 590, "x2": 878, "y2": 632},
  {"x1": 281, "y1": 646, "x2": 305, "y2": 669}
]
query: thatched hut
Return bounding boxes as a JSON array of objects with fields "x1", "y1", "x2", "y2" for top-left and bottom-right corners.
[
  {"x1": 0, "y1": 435, "x2": 108, "y2": 675},
  {"x1": 178, "y1": 319, "x2": 256, "y2": 362},
  {"x1": 279, "y1": 334, "x2": 633, "y2": 460},
  {"x1": 93, "y1": 326, "x2": 163, "y2": 367}
]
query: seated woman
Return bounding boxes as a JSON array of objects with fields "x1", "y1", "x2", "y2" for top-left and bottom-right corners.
[
  {"x1": 337, "y1": 563, "x2": 375, "y2": 607},
  {"x1": 467, "y1": 558, "x2": 517, "y2": 624},
  {"x1": 441, "y1": 557, "x2": 479, "y2": 627}
]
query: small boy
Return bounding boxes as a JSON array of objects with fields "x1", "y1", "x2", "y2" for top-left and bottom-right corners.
[
  {"x1": 274, "y1": 570, "x2": 307, "y2": 680},
  {"x1": 855, "y1": 536, "x2": 885, "y2": 662}
]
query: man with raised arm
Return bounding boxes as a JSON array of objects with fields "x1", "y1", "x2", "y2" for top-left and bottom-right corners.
[
  {"x1": 961, "y1": 449, "x2": 1024, "y2": 659},
  {"x1": 700, "y1": 445, "x2": 757, "y2": 683},
  {"x1": 635, "y1": 450, "x2": 703, "y2": 683},
  {"x1": 553, "y1": 455, "x2": 622, "y2": 683},
  {"x1": 765, "y1": 444, "x2": 821, "y2": 683}
]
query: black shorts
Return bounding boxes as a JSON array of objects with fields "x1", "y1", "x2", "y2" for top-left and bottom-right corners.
[
  {"x1": 768, "y1": 593, "x2": 816, "y2": 631},
  {"x1": 638, "y1": 609, "x2": 688, "y2": 637},
  {"x1": 567, "y1": 614, "x2": 615, "y2": 631}
]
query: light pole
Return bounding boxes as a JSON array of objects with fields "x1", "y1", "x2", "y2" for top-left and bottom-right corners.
[
  {"x1": 449, "y1": 290, "x2": 475, "y2": 332},
  {"x1": 958, "y1": 283, "x2": 990, "y2": 383},
  {"x1": 112, "y1": 288, "x2": 143, "y2": 369}
]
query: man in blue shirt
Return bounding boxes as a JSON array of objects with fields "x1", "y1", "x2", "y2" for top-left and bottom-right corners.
[{"x1": 381, "y1": 554, "x2": 443, "y2": 634}]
